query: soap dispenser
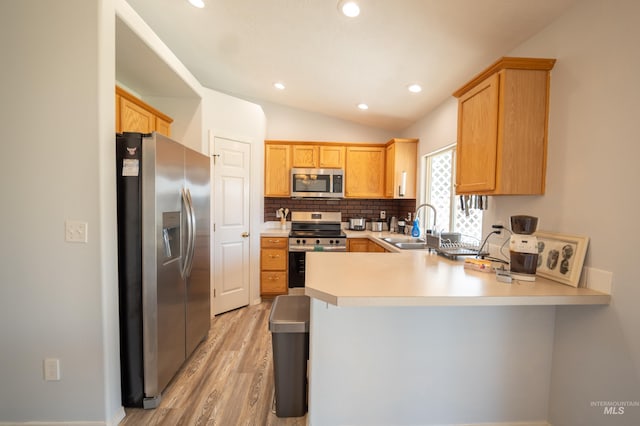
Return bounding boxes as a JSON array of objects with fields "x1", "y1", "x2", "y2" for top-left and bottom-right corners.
[{"x1": 411, "y1": 217, "x2": 421, "y2": 237}]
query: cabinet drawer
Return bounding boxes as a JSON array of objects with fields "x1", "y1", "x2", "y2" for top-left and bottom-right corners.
[
  {"x1": 261, "y1": 237, "x2": 288, "y2": 249},
  {"x1": 261, "y1": 271, "x2": 288, "y2": 294},
  {"x1": 261, "y1": 248, "x2": 287, "y2": 270}
]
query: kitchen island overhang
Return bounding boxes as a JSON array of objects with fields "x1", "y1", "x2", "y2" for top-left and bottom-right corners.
[
  {"x1": 304, "y1": 250, "x2": 610, "y2": 426},
  {"x1": 304, "y1": 251, "x2": 610, "y2": 307}
]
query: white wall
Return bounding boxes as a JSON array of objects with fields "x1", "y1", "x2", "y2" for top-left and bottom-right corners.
[
  {"x1": 145, "y1": 96, "x2": 203, "y2": 152},
  {"x1": 402, "y1": 98, "x2": 458, "y2": 203},
  {"x1": 0, "y1": 0, "x2": 123, "y2": 424},
  {"x1": 402, "y1": 0, "x2": 640, "y2": 424},
  {"x1": 504, "y1": 1, "x2": 640, "y2": 425},
  {"x1": 309, "y1": 299, "x2": 555, "y2": 425},
  {"x1": 201, "y1": 89, "x2": 267, "y2": 306},
  {"x1": 261, "y1": 100, "x2": 395, "y2": 142}
]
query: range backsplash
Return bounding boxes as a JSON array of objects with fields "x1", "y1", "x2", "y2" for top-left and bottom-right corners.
[{"x1": 264, "y1": 197, "x2": 417, "y2": 222}]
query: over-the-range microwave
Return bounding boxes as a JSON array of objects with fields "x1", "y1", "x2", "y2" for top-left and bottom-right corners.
[{"x1": 290, "y1": 168, "x2": 344, "y2": 198}]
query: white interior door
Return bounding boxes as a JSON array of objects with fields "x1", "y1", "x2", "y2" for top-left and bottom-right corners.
[{"x1": 211, "y1": 136, "x2": 251, "y2": 315}]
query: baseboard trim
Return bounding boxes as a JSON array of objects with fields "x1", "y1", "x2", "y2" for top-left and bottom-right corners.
[{"x1": 0, "y1": 407, "x2": 126, "y2": 426}]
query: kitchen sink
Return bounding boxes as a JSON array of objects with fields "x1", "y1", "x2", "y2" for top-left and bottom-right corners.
[
  {"x1": 381, "y1": 237, "x2": 430, "y2": 250},
  {"x1": 393, "y1": 242, "x2": 430, "y2": 250},
  {"x1": 381, "y1": 237, "x2": 425, "y2": 244}
]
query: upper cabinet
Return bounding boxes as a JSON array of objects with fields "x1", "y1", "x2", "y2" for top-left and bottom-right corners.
[
  {"x1": 452, "y1": 57, "x2": 556, "y2": 195},
  {"x1": 292, "y1": 145, "x2": 319, "y2": 168},
  {"x1": 385, "y1": 138, "x2": 418, "y2": 199},
  {"x1": 291, "y1": 144, "x2": 346, "y2": 168},
  {"x1": 345, "y1": 146, "x2": 386, "y2": 198},
  {"x1": 318, "y1": 145, "x2": 346, "y2": 169},
  {"x1": 116, "y1": 86, "x2": 173, "y2": 136},
  {"x1": 264, "y1": 140, "x2": 417, "y2": 199},
  {"x1": 265, "y1": 143, "x2": 292, "y2": 197}
]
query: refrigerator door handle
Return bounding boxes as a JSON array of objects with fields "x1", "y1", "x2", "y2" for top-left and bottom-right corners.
[
  {"x1": 185, "y1": 188, "x2": 197, "y2": 277},
  {"x1": 180, "y1": 188, "x2": 194, "y2": 279}
]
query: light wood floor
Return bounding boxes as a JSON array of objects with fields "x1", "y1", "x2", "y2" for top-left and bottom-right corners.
[{"x1": 119, "y1": 300, "x2": 307, "y2": 426}]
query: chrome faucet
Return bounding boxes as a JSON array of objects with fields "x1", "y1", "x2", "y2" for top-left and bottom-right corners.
[{"x1": 413, "y1": 203, "x2": 437, "y2": 238}]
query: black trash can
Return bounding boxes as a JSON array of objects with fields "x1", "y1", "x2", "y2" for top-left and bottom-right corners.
[{"x1": 268, "y1": 295, "x2": 310, "y2": 417}]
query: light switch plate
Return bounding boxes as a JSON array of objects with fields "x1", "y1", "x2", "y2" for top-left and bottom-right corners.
[
  {"x1": 65, "y1": 220, "x2": 88, "y2": 243},
  {"x1": 44, "y1": 358, "x2": 60, "y2": 381}
]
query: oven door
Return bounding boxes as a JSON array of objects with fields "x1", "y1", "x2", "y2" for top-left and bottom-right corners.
[{"x1": 288, "y1": 251, "x2": 306, "y2": 288}]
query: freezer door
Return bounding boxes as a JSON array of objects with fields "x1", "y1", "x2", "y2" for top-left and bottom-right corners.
[
  {"x1": 184, "y1": 147, "x2": 211, "y2": 357},
  {"x1": 142, "y1": 133, "x2": 187, "y2": 401}
]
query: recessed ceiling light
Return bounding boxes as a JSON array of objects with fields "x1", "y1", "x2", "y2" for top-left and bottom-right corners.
[
  {"x1": 273, "y1": 82, "x2": 285, "y2": 90},
  {"x1": 338, "y1": 1, "x2": 360, "y2": 18},
  {"x1": 408, "y1": 84, "x2": 422, "y2": 93},
  {"x1": 357, "y1": 103, "x2": 369, "y2": 110},
  {"x1": 188, "y1": 0, "x2": 205, "y2": 8}
]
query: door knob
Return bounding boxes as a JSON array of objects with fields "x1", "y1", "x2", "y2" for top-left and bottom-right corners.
[{"x1": 241, "y1": 232, "x2": 250, "y2": 238}]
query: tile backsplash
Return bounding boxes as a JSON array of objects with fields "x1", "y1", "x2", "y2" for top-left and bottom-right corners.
[{"x1": 264, "y1": 197, "x2": 417, "y2": 222}]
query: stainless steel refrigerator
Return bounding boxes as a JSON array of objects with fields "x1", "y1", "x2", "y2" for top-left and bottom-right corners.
[{"x1": 116, "y1": 132, "x2": 210, "y2": 408}]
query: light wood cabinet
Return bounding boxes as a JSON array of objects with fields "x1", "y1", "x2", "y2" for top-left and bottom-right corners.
[
  {"x1": 345, "y1": 146, "x2": 385, "y2": 198},
  {"x1": 319, "y1": 145, "x2": 346, "y2": 168},
  {"x1": 292, "y1": 145, "x2": 319, "y2": 168},
  {"x1": 347, "y1": 238, "x2": 388, "y2": 252},
  {"x1": 264, "y1": 140, "x2": 412, "y2": 199},
  {"x1": 291, "y1": 144, "x2": 346, "y2": 169},
  {"x1": 260, "y1": 237, "x2": 288, "y2": 296},
  {"x1": 385, "y1": 138, "x2": 418, "y2": 198},
  {"x1": 452, "y1": 57, "x2": 555, "y2": 195},
  {"x1": 264, "y1": 144, "x2": 291, "y2": 197},
  {"x1": 115, "y1": 86, "x2": 173, "y2": 136},
  {"x1": 347, "y1": 238, "x2": 370, "y2": 252}
]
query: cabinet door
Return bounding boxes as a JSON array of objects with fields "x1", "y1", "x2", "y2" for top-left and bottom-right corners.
[
  {"x1": 155, "y1": 116, "x2": 171, "y2": 137},
  {"x1": 385, "y1": 143, "x2": 396, "y2": 198},
  {"x1": 264, "y1": 144, "x2": 291, "y2": 197},
  {"x1": 115, "y1": 95, "x2": 121, "y2": 133},
  {"x1": 319, "y1": 146, "x2": 346, "y2": 168},
  {"x1": 120, "y1": 97, "x2": 155, "y2": 133},
  {"x1": 455, "y1": 73, "x2": 500, "y2": 193},
  {"x1": 261, "y1": 248, "x2": 287, "y2": 270},
  {"x1": 261, "y1": 271, "x2": 288, "y2": 294},
  {"x1": 292, "y1": 145, "x2": 319, "y2": 168},
  {"x1": 386, "y1": 140, "x2": 418, "y2": 199},
  {"x1": 347, "y1": 238, "x2": 370, "y2": 252},
  {"x1": 345, "y1": 146, "x2": 385, "y2": 198},
  {"x1": 368, "y1": 240, "x2": 387, "y2": 252}
]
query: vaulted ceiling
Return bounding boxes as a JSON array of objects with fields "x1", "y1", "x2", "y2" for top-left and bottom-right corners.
[{"x1": 123, "y1": 0, "x2": 578, "y2": 131}]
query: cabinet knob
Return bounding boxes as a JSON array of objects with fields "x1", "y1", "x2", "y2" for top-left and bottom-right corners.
[{"x1": 242, "y1": 232, "x2": 250, "y2": 238}]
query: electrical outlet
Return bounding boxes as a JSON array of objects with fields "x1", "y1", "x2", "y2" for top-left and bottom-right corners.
[
  {"x1": 65, "y1": 220, "x2": 88, "y2": 243},
  {"x1": 44, "y1": 358, "x2": 60, "y2": 381},
  {"x1": 380, "y1": 211, "x2": 386, "y2": 219}
]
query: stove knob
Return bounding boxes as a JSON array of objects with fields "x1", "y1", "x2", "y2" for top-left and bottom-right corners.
[
  {"x1": 302, "y1": 240, "x2": 306, "y2": 244},
  {"x1": 316, "y1": 239, "x2": 320, "y2": 245},
  {"x1": 296, "y1": 239, "x2": 301, "y2": 244},
  {"x1": 329, "y1": 240, "x2": 334, "y2": 244}
]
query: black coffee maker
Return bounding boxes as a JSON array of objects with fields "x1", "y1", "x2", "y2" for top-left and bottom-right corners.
[{"x1": 509, "y1": 215, "x2": 539, "y2": 281}]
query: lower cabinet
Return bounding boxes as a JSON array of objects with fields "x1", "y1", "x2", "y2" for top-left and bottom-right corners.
[
  {"x1": 260, "y1": 236, "x2": 288, "y2": 297},
  {"x1": 347, "y1": 238, "x2": 389, "y2": 252}
]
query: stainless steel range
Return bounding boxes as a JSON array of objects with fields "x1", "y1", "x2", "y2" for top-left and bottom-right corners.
[{"x1": 288, "y1": 211, "x2": 346, "y2": 288}]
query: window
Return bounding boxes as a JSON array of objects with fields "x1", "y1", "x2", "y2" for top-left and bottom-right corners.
[{"x1": 422, "y1": 145, "x2": 483, "y2": 242}]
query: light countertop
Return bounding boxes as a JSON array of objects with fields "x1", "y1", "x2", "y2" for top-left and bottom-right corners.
[
  {"x1": 304, "y1": 231, "x2": 611, "y2": 307},
  {"x1": 260, "y1": 222, "x2": 290, "y2": 237}
]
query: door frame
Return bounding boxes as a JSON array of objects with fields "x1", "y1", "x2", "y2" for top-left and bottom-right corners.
[{"x1": 208, "y1": 129, "x2": 262, "y2": 315}]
